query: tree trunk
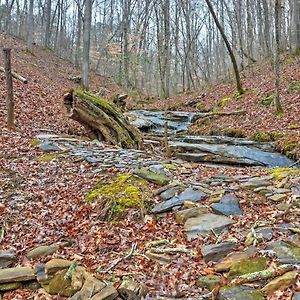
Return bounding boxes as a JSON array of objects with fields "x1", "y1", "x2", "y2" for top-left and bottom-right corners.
[
  {"x1": 44, "y1": 0, "x2": 51, "y2": 48},
  {"x1": 274, "y1": 0, "x2": 283, "y2": 115},
  {"x1": 27, "y1": 0, "x2": 34, "y2": 51},
  {"x1": 3, "y1": 48, "x2": 15, "y2": 130},
  {"x1": 82, "y1": 0, "x2": 92, "y2": 90},
  {"x1": 291, "y1": 0, "x2": 300, "y2": 53},
  {"x1": 204, "y1": 0, "x2": 244, "y2": 95},
  {"x1": 63, "y1": 90, "x2": 143, "y2": 149}
]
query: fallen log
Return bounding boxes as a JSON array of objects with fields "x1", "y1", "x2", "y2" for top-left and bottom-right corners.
[
  {"x1": 0, "y1": 66, "x2": 28, "y2": 83},
  {"x1": 63, "y1": 89, "x2": 143, "y2": 149}
]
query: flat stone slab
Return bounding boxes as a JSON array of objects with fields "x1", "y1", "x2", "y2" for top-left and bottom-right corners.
[
  {"x1": 211, "y1": 194, "x2": 243, "y2": 216},
  {"x1": 0, "y1": 267, "x2": 35, "y2": 283},
  {"x1": 152, "y1": 188, "x2": 206, "y2": 213},
  {"x1": 201, "y1": 242, "x2": 237, "y2": 262},
  {"x1": 184, "y1": 213, "x2": 235, "y2": 241}
]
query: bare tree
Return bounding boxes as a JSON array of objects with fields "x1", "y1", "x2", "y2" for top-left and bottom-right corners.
[
  {"x1": 204, "y1": 0, "x2": 244, "y2": 95},
  {"x1": 27, "y1": 0, "x2": 34, "y2": 51},
  {"x1": 82, "y1": 0, "x2": 92, "y2": 89}
]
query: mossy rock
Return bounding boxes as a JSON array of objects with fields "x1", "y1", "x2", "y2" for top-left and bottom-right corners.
[
  {"x1": 31, "y1": 139, "x2": 41, "y2": 147},
  {"x1": 271, "y1": 167, "x2": 300, "y2": 180},
  {"x1": 48, "y1": 270, "x2": 77, "y2": 297},
  {"x1": 223, "y1": 128, "x2": 247, "y2": 138},
  {"x1": 0, "y1": 282, "x2": 22, "y2": 291},
  {"x1": 196, "y1": 275, "x2": 220, "y2": 291},
  {"x1": 251, "y1": 131, "x2": 273, "y2": 142},
  {"x1": 36, "y1": 153, "x2": 65, "y2": 162},
  {"x1": 218, "y1": 285, "x2": 264, "y2": 300},
  {"x1": 85, "y1": 174, "x2": 150, "y2": 217},
  {"x1": 228, "y1": 257, "x2": 268, "y2": 278},
  {"x1": 133, "y1": 168, "x2": 170, "y2": 186}
]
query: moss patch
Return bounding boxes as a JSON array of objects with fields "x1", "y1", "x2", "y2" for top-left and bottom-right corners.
[
  {"x1": 260, "y1": 95, "x2": 273, "y2": 107},
  {"x1": 217, "y1": 97, "x2": 231, "y2": 108},
  {"x1": 85, "y1": 174, "x2": 150, "y2": 216},
  {"x1": 223, "y1": 128, "x2": 247, "y2": 138},
  {"x1": 228, "y1": 257, "x2": 268, "y2": 278},
  {"x1": 271, "y1": 168, "x2": 300, "y2": 180},
  {"x1": 36, "y1": 153, "x2": 64, "y2": 162},
  {"x1": 251, "y1": 131, "x2": 273, "y2": 142},
  {"x1": 31, "y1": 139, "x2": 41, "y2": 147},
  {"x1": 287, "y1": 81, "x2": 300, "y2": 93}
]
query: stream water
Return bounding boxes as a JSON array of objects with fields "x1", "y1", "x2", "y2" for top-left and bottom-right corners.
[{"x1": 127, "y1": 110, "x2": 298, "y2": 168}]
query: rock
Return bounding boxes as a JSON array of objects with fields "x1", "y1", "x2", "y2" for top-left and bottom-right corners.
[
  {"x1": 175, "y1": 206, "x2": 208, "y2": 224},
  {"x1": 45, "y1": 258, "x2": 72, "y2": 275},
  {"x1": 285, "y1": 234, "x2": 300, "y2": 247},
  {"x1": 215, "y1": 246, "x2": 258, "y2": 272},
  {"x1": 228, "y1": 257, "x2": 268, "y2": 278},
  {"x1": 37, "y1": 142, "x2": 62, "y2": 152},
  {"x1": 149, "y1": 164, "x2": 166, "y2": 175},
  {"x1": 211, "y1": 194, "x2": 243, "y2": 216},
  {"x1": 91, "y1": 284, "x2": 118, "y2": 300},
  {"x1": 256, "y1": 227, "x2": 273, "y2": 241},
  {"x1": 0, "y1": 267, "x2": 35, "y2": 283},
  {"x1": 26, "y1": 244, "x2": 59, "y2": 259},
  {"x1": 0, "y1": 282, "x2": 22, "y2": 291},
  {"x1": 152, "y1": 188, "x2": 206, "y2": 213},
  {"x1": 160, "y1": 187, "x2": 180, "y2": 201},
  {"x1": 268, "y1": 194, "x2": 288, "y2": 202},
  {"x1": 0, "y1": 251, "x2": 17, "y2": 269},
  {"x1": 35, "y1": 263, "x2": 48, "y2": 283},
  {"x1": 261, "y1": 271, "x2": 297, "y2": 295},
  {"x1": 133, "y1": 168, "x2": 169, "y2": 186},
  {"x1": 266, "y1": 241, "x2": 300, "y2": 264},
  {"x1": 145, "y1": 251, "x2": 172, "y2": 264},
  {"x1": 293, "y1": 292, "x2": 300, "y2": 300},
  {"x1": 119, "y1": 277, "x2": 148, "y2": 298},
  {"x1": 71, "y1": 274, "x2": 106, "y2": 300},
  {"x1": 71, "y1": 266, "x2": 87, "y2": 291},
  {"x1": 48, "y1": 270, "x2": 77, "y2": 297},
  {"x1": 201, "y1": 242, "x2": 236, "y2": 263},
  {"x1": 241, "y1": 178, "x2": 271, "y2": 189},
  {"x1": 196, "y1": 275, "x2": 221, "y2": 291},
  {"x1": 184, "y1": 213, "x2": 235, "y2": 241},
  {"x1": 118, "y1": 288, "x2": 141, "y2": 300},
  {"x1": 217, "y1": 285, "x2": 264, "y2": 300}
]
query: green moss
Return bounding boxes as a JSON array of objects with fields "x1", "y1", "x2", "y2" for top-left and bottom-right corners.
[
  {"x1": 251, "y1": 131, "x2": 273, "y2": 142},
  {"x1": 287, "y1": 81, "x2": 300, "y2": 93},
  {"x1": 260, "y1": 94, "x2": 273, "y2": 107},
  {"x1": 229, "y1": 257, "x2": 268, "y2": 278},
  {"x1": 217, "y1": 97, "x2": 231, "y2": 108},
  {"x1": 85, "y1": 174, "x2": 149, "y2": 213},
  {"x1": 164, "y1": 163, "x2": 177, "y2": 170},
  {"x1": 223, "y1": 128, "x2": 246, "y2": 138},
  {"x1": 133, "y1": 168, "x2": 170, "y2": 186},
  {"x1": 31, "y1": 139, "x2": 41, "y2": 147},
  {"x1": 196, "y1": 101, "x2": 211, "y2": 112},
  {"x1": 271, "y1": 168, "x2": 300, "y2": 180},
  {"x1": 196, "y1": 275, "x2": 220, "y2": 291},
  {"x1": 288, "y1": 123, "x2": 299, "y2": 130}
]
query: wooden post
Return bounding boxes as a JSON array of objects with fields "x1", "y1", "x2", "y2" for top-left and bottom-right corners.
[{"x1": 3, "y1": 48, "x2": 15, "y2": 130}]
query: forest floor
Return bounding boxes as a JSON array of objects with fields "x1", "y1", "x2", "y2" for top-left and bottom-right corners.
[{"x1": 0, "y1": 33, "x2": 299, "y2": 300}]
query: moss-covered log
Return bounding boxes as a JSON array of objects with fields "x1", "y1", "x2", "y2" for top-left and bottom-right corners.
[{"x1": 63, "y1": 89, "x2": 143, "y2": 149}]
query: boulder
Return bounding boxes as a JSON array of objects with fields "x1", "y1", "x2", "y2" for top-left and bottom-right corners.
[
  {"x1": 228, "y1": 257, "x2": 268, "y2": 278},
  {"x1": 48, "y1": 270, "x2": 78, "y2": 297},
  {"x1": 133, "y1": 168, "x2": 170, "y2": 186},
  {"x1": 184, "y1": 213, "x2": 235, "y2": 241},
  {"x1": 26, "y1": 244, "x2": 59, "y2": 259},
  {"x1": 261, "y1": 271, "x2": 297, "y2": 295},
  {"x1": 217, "y1": 285, "x2": 264, "y2": 300},
  {"x1": 211, "y1": 194, "x2": 243, "y2": 216},
  {"x1": 45, "y1": 258, "x2": 72, "y2": 275},
  {"x1": 196, "y1": 275, "x2": 221, "y2": 291},
  {"x1": 215, "y1": 246, "x2": 258, "y2": 272},
  {"x1": 175, "y1": 206, "x2": 208, "y2": 224},
  {"x1": 0, "y1": 250, "x2": 17, "y2": 269},
  {"x1": 0, "y1": 267, "x2": 35, "y2": 283},
  {"x1": 91, "y1": 284, "x2": 118, "y2": 300},
  {"x1": 201, "y1": 242, "x2": 237, "y2": 263}
]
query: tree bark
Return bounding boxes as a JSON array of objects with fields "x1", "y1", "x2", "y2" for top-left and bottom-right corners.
[
  {"x1": 274, "y1": 0, "x2": 283, "y2": 115},
  {"x1": 3, "y1": 48, "x2": 15, "y2": 130},
  {"x1": 63, "y1": 90, "x2": 143, "y2": 149},
  {"x1": 82, "y1": 0, "x2": 92, "y2": 90},
  {"x1": 204, "y1": 0, "x2": 244, "y2": 95},
  {"x1": 27, "y1": 0, "x2": 34, "y2": 51}
]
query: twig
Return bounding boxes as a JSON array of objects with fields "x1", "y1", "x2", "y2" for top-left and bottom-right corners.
[
  {"x1": 288, "y1": 159, "x2": 300, "y2": 168},
  {"x1": 0, "y1": 66, "x2": 28, "y2": 83},
  {"x1": 145, "y1": 239, "x2": 170, "y2": 248},
  {"x1": 99, "y1": 242, "x2": 137, "y2": 273},
  {"x1": 65, "y1": 261, "x2": 77, "y2": 280}
]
